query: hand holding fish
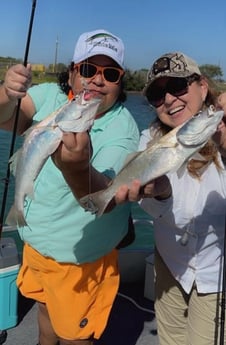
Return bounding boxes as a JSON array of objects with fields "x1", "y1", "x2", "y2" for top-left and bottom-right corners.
[
  {"x1": 3, "y1": 63, "x2": 32, "y2": 100},
  {"x1": 5, "y1": 93, "x2": 102, "y2": 226},
  {"x1": 114, "y1": 176, "x2": 172, "y2": 204},
  {"x1": 212, "y1": 92, "x2": 226, "y2": 156},
  {"x1": 52, "y1": 130, "x2": 110, "y2": 201},
  {"x1": 52, "y1": 131, "x2": 92, "y2": 172},
  {"x1": 80, "y1": 106, "x2": 223, "y2": 217}
]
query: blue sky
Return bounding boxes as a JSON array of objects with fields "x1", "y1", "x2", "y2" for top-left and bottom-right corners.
[{"x1": 1, "y1": 0, "x2": 226, "y2": 78}]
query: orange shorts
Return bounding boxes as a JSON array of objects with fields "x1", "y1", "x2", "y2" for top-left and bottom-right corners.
[{"x1": 17, "y1": 243, "x2": 119, "y2": 340}]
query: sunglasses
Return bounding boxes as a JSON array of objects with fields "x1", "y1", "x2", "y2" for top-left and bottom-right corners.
[
  {"x1": 147, "y1": 75, "x2": 199, "y2": 108},
  {"x1": 75, "y1": 62, "x2": 124, "y2": 84}
]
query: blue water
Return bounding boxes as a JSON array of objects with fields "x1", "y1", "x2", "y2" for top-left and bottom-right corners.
[
  {"x1": 125, "y1": 92, "x2": 156, "y2": 132},
  {"x1": 0, "y1": 92, "x2": 156, "y2": 249}
]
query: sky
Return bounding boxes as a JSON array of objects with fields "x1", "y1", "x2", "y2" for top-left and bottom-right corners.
[{"x1": 1, "y1": 0, "x2": 226, "y2": 78}]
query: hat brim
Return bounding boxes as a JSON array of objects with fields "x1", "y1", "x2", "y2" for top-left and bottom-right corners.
[
  {"x1": 143, "y1": 70, "x2": 199, "y2": 96},
  {"x1": 73, "y1": 51, "x2": 124, "y2": 69}
]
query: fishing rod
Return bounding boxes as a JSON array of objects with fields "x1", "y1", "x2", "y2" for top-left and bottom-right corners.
[{"x1": 0, "y1": 0, "x2": 37, "y2": 237}]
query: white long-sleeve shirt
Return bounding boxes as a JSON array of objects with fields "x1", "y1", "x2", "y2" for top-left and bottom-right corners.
[{"x1": 139, "y1": 129, "x2": 226, "y2": 294}]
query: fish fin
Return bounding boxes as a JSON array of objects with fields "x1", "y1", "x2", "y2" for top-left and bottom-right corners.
[
  {"x1": 112, "y1": 151, "x2": 141, "y2": 177},
  {"x1": 176, "y1": 162, "x2": 187, "y2": 179},
  {"x1": 190, "y1": 152, "x2": 206, "y2": 161},
  {"x1": 5, "y1": 205, "x2": 27, "y2": 227},
  {"x1": 8, "y1": 148, "x2": 23, "y2": 176},
  {"x1": 27, "y1": 188, "x2": 35, "y2": 200},
  {"x1": 22, "y1": 126, "x2": 35, "y2": 137},
  {"x1": 24, "y1": 182, "x2": 35, "y2": 200},
  {"x1": 80, "y1": 190, "x2": 113, "y2": 217},
  {"x1": 158, "y1": 138, "x2": 178, "y2": 148},
  {"x1": 122, "y1": 152, "x2": 140, "y2": 167},
  {"x1": 146, "y1": 137, "x2": 160, "y2": 148}
]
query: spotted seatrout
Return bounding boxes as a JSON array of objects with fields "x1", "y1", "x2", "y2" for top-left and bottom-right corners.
[
  {"x1": 6, "y1": 92, "x2": 101, "y2": 227},
  {"x1": 80, "y1": 106, "x2": 224, "y2": 217}
]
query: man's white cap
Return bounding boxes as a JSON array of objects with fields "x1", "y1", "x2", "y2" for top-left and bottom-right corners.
[{"x1": 72, "y1": 29, "x2": 125, "y2": 69}]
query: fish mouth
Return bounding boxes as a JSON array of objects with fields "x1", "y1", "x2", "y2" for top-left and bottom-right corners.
[
  {"x1": 77, "y1": 90, "x2": 101, "y2": 104},
  {"x1": 83, "y1": 89, "x2": 97, "y2": 101}
]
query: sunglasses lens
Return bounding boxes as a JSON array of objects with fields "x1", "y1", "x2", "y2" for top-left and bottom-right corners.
[
  {"x1": 103, "y1": 68, "x2": 121, "y2": 83},
  {"x1": 167, "y1": 78, "x2": 188, "y2": 96},
  {"x1": 77, "y1": 63, "x2": 122, "y2": 84},
  {"x1": 147, "y1": 87, "x2": 165, "y2": 108},
  {"x1": 147, "y1": 78, "x2": 189, "y2": 107},
  {"x1": 79, "y1": 63, "x2": 97, "y2": 78}
]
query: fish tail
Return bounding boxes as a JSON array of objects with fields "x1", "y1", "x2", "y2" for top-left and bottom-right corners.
[
  {"x1": 80, "y1": 190, "x2": 112, "y2": 217},
  {"x1": 5, "y1": 205, "x2": 27, "y2": 227}
]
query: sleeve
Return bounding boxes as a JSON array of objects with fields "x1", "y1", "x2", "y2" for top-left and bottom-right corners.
[
  {"x1": 139, "y1": 129, "x2": 151, "y2": 151},
  {"x1": 27, "y1": 83, "x2": 51, "y2": 112},
  {"x1": 138, "y1": 127, "x2": 173, "y2": 219},
  {"x1": 91, "y1": 110, "x2": 140, "y2": 178},
  {"x1": 140, "y1": 196, "x2": 173, "y2": 219}
]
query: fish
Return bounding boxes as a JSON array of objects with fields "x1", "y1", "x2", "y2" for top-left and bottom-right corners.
[
  {"x1": 80, "y1": 105, "x2": 224, "y2": 217},
  {"x1": 6, "y1": 91, "x2": 101, "y2": 227}
]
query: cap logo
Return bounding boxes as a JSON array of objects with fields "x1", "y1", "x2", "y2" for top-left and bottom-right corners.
[
  {"x1": 85, "y1": 33, "x2": 118, "y2": 53},
  {"x1": 153, "y1": 53, "x2": 189, "y2": 76}
]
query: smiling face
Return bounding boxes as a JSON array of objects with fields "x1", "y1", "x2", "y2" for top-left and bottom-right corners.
[
  {"x1": 151, "y1": 76, "x2": 209, "y2": 128},
  {"x1": 69, "y1": 55, "x2": 124, "y2": 117}
]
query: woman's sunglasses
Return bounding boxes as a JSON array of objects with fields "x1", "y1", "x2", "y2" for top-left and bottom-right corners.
[
  {"x1": 147, "y1": 75, "x2": 200, "y2": 108},
  {"x1": 75, "y1": 62, "x2": 124, "y2": 84}
]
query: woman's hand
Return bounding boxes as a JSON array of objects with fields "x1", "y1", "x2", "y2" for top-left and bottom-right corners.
[
  {"x1": 212, "y1": 92, "x2": 226, "y2": 156},
  {"x1": 3, "y1": 64, "x2": 32, "y2": 100},
  {"x1": 52, "y1": 131, "x2": 92, "y2": 173},
  {"x1": 115, "y1": 175, "x2": 172, "y2": 204},
  {"x1": 52, "y1": 131, "x2": 109, "y2": 199}
]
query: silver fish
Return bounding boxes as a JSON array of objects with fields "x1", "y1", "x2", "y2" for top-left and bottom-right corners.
[
  {"x1": 80, "y1": 105, "x2": 224, "y2": 217},
  {"x1": 6, "y1": 92, "x2": 101, "y2": 227}
]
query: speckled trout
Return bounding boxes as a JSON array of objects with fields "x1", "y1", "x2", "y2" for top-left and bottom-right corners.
[
  {"x1": 6, "y1": 92, "x2": 101, "y2": 227},
  {"x1": 80, "y1": 106, "x2": 224, "y2": 217}
]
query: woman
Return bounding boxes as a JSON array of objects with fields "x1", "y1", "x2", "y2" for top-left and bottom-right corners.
[
  {"x1": 0, "y1": 29, "x2": 139, "y2": 345},
  {"x1": 116, "y1": 52, "x2": 226, "y2": 345}
]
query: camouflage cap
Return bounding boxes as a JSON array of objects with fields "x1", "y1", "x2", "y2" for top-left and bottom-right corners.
[{"x1": 143, "y1": 52, "x2": 201, "y2": 96}]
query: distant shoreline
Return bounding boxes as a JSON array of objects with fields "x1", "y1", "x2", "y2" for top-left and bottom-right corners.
[{"x1": 127, "y1": 90, "x2": 143, "y2": 94}]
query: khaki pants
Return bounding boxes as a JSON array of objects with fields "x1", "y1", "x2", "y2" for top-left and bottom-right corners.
[{"x1": 154, "y1": 249, "x2": 226, "y2": 345}]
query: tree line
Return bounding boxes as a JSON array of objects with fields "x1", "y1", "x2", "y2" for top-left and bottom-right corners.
[
  {"x1": 0, "y1": 56, "x2": 225, "y2": 91},
  {"x1": 124, "y1": 64, "x2": 224, "y2": 91}
]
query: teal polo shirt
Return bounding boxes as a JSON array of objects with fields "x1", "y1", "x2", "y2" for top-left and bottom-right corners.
[{"x1": 18, "y1": 83, "x2": 139, "y2": 263}]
